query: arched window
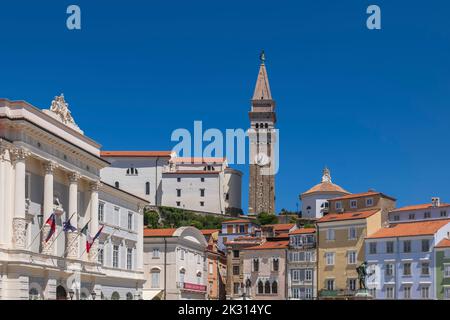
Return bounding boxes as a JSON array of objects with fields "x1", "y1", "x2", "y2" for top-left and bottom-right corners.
[
  {"x1": 29, "y1": 287, "x2": 39, "y2": 300},
  {"x1": 253, "y1": 258, "x2": 259, "y2": 272},
  {"x1": 126, "y1": 292, "x2": 133, "y2": 300},
  {"x1": 145, "y1": 182, "x2": 150, "y2": 195},
  {"x1": 271, "y1": 281, "x2": 278, "y2": 294},
  {"x1": 126, "y1": 168, "x2": 130, "y2": 175},
  {"x1": 196, "y1": 272, "x2": 202, "y2": 285},
  {"x1": 179, "y1": 268, "x2": 186, "y2": 284},
  {"x1": 255, "y1": 123, "x2": 259, "y2": 129},
  {"x1": 151, "y1": 268, "x2": 161, "y2": 288},
  {"x1": 111, "y1": 292, "x2": 120, "y2": 300},
  {"x1": 264, "y1": 280, "x2": 271, "y2": 294},
  {"x1": 265, "y1": 123, "x2": 268, "y2": 129},
  {"x1": 257, "y1": 280, "x2": 264, "y2": 294},
  {"x1": 115, "y1": 181, "x2": 120, "y2": 188}
]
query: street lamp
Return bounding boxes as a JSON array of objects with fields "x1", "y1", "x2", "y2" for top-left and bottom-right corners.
[
  {"x1": 68, "y1": 289, "x2": 74, "y2": 300},
  {"x1": 91, "y1": 291, "x2": 97, "y2": 300}
]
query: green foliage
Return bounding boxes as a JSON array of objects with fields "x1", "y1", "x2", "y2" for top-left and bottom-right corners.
[
  {"x1": 302, "y1": 223, "x2": 316, "y2": 229},
  {"x1": 256, "y1": 212, "x2": 278, "y2": 225},
  {"x1": 144, "y1": 210, "x2": 161, "y2": 228},
  {"x1": 154, "y1": 206, "x2": 228, "y2": 230}
]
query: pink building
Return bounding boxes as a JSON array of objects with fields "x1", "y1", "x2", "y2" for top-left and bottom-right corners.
[{"x1": 242, "y1": 240, "x2": 288, "y2": 300}]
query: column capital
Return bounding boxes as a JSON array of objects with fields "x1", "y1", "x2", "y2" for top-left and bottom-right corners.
[
  {"x1": 68, "y1": 171, "x2": 81, "y2": 183},
  {"x1": 43, "y1": 161, "x2": 58, "y2": 174},
  {"x1": 11, "y1": 147, "x2": 31, "y2": 162},
  {"x1": 89, "y1": 181, "x2": 102, "y2": 192}
]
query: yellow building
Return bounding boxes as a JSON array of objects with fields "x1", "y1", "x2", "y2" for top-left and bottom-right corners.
[{"x1": 316, "y1": 191, "x2": 396, "y2": 299}]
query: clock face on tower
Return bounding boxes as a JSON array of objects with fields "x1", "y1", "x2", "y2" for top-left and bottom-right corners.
[{"x1": 255, "y1": 152, "x2": 270, "y2": 167}]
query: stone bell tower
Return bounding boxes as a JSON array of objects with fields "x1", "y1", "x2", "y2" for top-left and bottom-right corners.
[{"x1": 248, "y1": 51, "x2": 277, "y2": 215}]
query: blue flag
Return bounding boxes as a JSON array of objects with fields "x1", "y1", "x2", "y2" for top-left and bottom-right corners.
[{"x1": 63, "y1": 218, "x2": 77, "y2": 232}]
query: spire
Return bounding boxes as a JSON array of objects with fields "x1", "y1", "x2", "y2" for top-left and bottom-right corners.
[
  {"x1": 322, "y1": 167, "x2": 332, "y2": 183},
  {"x1": 252, "y1": 50, "x2": 272, "y2": 100}
]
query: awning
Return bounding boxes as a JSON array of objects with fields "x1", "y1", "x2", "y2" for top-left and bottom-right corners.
[{"x1": 142, "y1": 289, "x2": 164, "y2": 300}]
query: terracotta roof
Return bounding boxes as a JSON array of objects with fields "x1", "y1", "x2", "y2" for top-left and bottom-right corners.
[
  {"x1": 101, "y1": 151, "x2": 173, "y2": 157},
  {"x1": 330, "y1": 191, "x2": 396, "y2": 201},
  {"x1": 391, "y1": 203, "x2": 450, "y2": 213},
  {"x1": 245, "y1": 240, "x2": 289, "y2": 250},
  {"x1": 265, "y1": 223, "x2": 295, "y2": 231},
  {"x1": 366, "y1": 219, "x2": 450, "y2": 239},
  {"x1": 436, "y1": 238, "x2": 450, "y2": 248},
  {"x1": 201, "y1": 229, "x2": 219, "y2": 235},
  {"x1": 163, "y1": 170, "x2": 220, "y2": 175},
  {"x1": 171, "y1": 157, "x2": 225, "y2": 164},
  {"x1": 143, "y1": 228, "x2": 177, "y2": 237},
  {"x1": 275, "y1": 233, "x2": 290, "y2": 238},
  {"x1": 302, "y1": 182, "x2": 350, "y2": 196},
  {"x1": 290, "y1": 228, "x2": 316, "y2": 235},
  {"x1": 222, "y1": 219, "x2": 253, "y2": 224},
  {"x1": 317, "y1": 209, "x2": 380, "y2": 223}
]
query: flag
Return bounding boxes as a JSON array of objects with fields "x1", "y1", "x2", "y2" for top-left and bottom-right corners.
[
  {"x1": 86, "y1": 225, "x2": 104, "y2": 253},
  {"x1": 45, "y1": 213, "x2": 56, "y2": 242},
  {"x1": 80, "y1": 221, "x2": 89, "y2": 236},
  {"x1": 63, "y1": 218, "x2": 77, "y2": 232}
]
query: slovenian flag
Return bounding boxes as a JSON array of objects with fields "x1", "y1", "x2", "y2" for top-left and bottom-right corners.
[
  {"x1": 86, "y1": 225, "x2": 104, "y2": 253},
  {"x1": 45, "y1": 213, "x2": 56, "y2": 242}
]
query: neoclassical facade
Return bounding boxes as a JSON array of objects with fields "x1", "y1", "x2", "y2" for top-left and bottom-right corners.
[{"x1": 0, "y1": 96, "x2": 146, "y2": 300}]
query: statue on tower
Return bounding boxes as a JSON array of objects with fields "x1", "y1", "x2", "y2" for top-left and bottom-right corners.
[
  {"x1": 259, "y1": 50, "x2": 265, "y2": 64},
  {"x1": 322, "y1": 167, "x2": 332, "y2": 183}
]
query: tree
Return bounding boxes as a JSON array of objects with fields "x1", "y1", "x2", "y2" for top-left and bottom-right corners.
[
  {"x1": 256, "y1": 212, "x2": 278, "y2": 225},
  {"x1": 144, "y1": 210, "x2": 160, "y2": 228}
]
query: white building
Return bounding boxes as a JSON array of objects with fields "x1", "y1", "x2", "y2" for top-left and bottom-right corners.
[
  {"x1": 0, "y1": 95, "x2": 146, "y2": 300},
  {"x1": 300, "y1": 168, "x2": 350, "y2": 219},
  {"x1": 388, "y1": 197, "x2": 450, "y2": 223},
  {"x1": 101, "y1": 153, "x2": 243, "y2": 215},
  {"x1": 142, "y1": 227, "x2": 208, "y2": 300}
]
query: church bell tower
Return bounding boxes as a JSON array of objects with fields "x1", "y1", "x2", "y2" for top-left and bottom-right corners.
[{"x1": 248, "y1": 51, "x2": 277, "y2": 215}]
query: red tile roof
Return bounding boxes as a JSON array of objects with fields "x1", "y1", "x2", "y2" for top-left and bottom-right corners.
[
  {"x1": 302, "y1": 182, "x2": 350, "y2": 196},
  {"x1": 222, "y1": 219, "x2": 253, "y2": 224},
  {"x1": 330, "y1": 191, "x2": 396, "y2": 201},
  {"x1": 366, "y1": 219, "x2": 450, "y2": 239},
  {"x1": 244, "y1": 240, "x2": 289, "y2": 250},
  {"x1": 317, "y1": 209, "x2": 380, "y2": 223},
  {"x1": 391, "y1": 203, "x2": 450, "y2": 213},
  {"x1": 101, "y1": 151, "x2": 173, "y2": 157},
  {"x1": 266, "y1": 223, "x2": 295, "y2": 231},
  {"x1": 290, "y1": 228, "x2": 316, "y2": 235},
  {"x1": 201, "y1": 229, "x2": 219, "y2": 235},
  {"x1": 143, "y1": 228, "x2": 177, "y2": 237},
  {"x1": 436, "y1": 238, "x2": 450, "y2": 248}
]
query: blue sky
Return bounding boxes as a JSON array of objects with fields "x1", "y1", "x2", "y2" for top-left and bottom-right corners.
[{"x1": 1, "y1": 1, "x2": 450, "y2": 213}]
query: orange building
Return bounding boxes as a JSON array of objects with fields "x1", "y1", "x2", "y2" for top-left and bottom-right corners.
[{"x1": 202, "y1": 229, "x2": 227, "y2": 300}]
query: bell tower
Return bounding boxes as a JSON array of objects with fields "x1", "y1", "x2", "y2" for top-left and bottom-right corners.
[{"x1": 248, "y1": 51, "x2": 277, "y2": 215}]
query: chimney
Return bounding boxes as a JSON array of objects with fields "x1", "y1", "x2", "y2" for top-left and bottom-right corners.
[{"x1": 431, "y1": 197, "x2": 440, "y2": 207}]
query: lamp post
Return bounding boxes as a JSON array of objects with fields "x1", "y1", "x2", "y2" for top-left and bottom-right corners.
[
  {"x1": 91, "y1": 291, "x2": 97, "y2": 300},
  {"x1": 68, "y1": 289, "x2": 74, "y2": 300}
]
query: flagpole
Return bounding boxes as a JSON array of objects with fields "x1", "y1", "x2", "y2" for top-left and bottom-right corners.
[
  {"x1": 91, "y1": 227, "x2": 119, "y2": 261},
  {"x1": 79, "y1": 224, "x2": 106, "y2": 260},
  {"x1": 27, "y1": 212, "x2": 53, "y2": 250},
  {"x1": 46, "y1": 212, "x2": 76, "y2": 251},
  {"x1": 61, "y1": 218, "x2": 91, "y2": 258}
]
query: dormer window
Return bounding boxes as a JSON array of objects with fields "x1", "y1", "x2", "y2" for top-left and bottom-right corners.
[
  {"x1": 424, "y1": 211, "x2": 431, "y2": 219},
  {"x1": 366, "y1": 198, "x2": 374, "y2": 207},
  {"x1": 335, "y1": 201, "x2": 342, "y2": 210},
  {"x1": 126, "y1": 167, "x2": 138, "y2": 176},
  {"x1": 350, "y1": 200, "x2": 357, "y2": 208},
  {"x1": 409, "y1": 213, "x2": 415, "y2": 220}
]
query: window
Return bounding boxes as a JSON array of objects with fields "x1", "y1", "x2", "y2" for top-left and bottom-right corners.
[
  {"x1": 253, "y1": 258, "x2": 259, "y2": 272},
  {"x1": 421, "y1": 262, "x2": 430, "y2": 275},
  {"x1": 233, "y1": 250, "x2": 239, "y2": 258},
  {"x1": 127, "y1": 248, "x2": 133, "y2": 270},
  {"x1": 233, "y1": 265, "x2": 240, "y2": 275},
  {"x1": 239, "y1": 225, "x2": 245, "y2": 233},
  {"x1": 258, "y1": 281, "x2": 264, "y2": 294},
  {"x1": 348, "y1": 227, "x2": 357, "y2": 240},
  {"x1": 126, "y1": 167, "x2": 138, "y2": 176},
  {"x1": 179, "y1": 269, "x2": 185, "y2": 283},
  {"x1": 326, "y1": 229, "x2": 335, "y2": 241},
  {"x1": 145, "y1": 182, "x2": 150, "y2": 195},
  {"x1": 98, "y1": 248, "x2": 104, "y2": 265},
  {"x1": 409, "y1": 213, "x2": 415, "y2": 220},
  {"x1": 350, "y1": 200, "x2": 357, "y2": 208},
  {"x1": 29, "y1": 288, "x2": 39, "y2": 300},
  {"x1": 176, "y1": 189, "x2": 181, "y2": 197},
  {"x1": 200, "y1": 189, "x2": 205, "y2": 197},
  {"x1": 127, "y1": 212, "x2": 133, "y2": 230},
  {"x1": 180, "y1": 249, "x2": 185, "y2": 260},
  {"x1": 264, "y1": 281, "x2": 271, "y2": 294},
  {"x1": 126, "y1": 292, "x2": 133, "y2": 300},
  {"x1": 233, "y1": 283, "x2": 240, "y2": 295},
  {"x1": 386, "y1": 241, "x2": 394, "y2": 254},
  {"x1": 177, "y1": 177, "x2": 181, "y2": 182},
  {"x1": 114, "y1": 206, "x2": 120, "y2": 225},
  {"x1": 393, "y1": 215, "x2": 400, "y2": 221},
  {"x1": 98, "y1": 202, "x2": 105, "y2": 222},
  {"x1": 369, "y1": 242, "x2": 377, "y2": 254},
  {"x1": 176, "y1": 201, "x2": 181, "y2": 207},
  {"x1": 152, "y1": 248, "x2": 160, "y2": 258},
  {"x1": 369, "y1": 288, "x2": 376, "y2": 298},
  {"x1": 201, "y1": 177, "x2": 205, "y2": 182},
  {"x1": 335, "y1": 201, "x2": 342, "y2": 210},
  {"x1": 441, "y1": 210, "x2": 447, "y2": 217},
  {"x1": 348, "y1": 251, "x2": 357, "y2": 265},
  {"x1": 209, "y1": 263, "x2": 214, "y2": 274},
  {"x1": 305, "y1": 269, "x2": 313, "y2": 281},
  {"x1": 385, "y1": 263, "x2": 394, "y2": 277},
  {"x1": 271, "y1": 281, "x2": 278, "y2": 294},
  {"x1": 444, "y1": 265, "x2": 450, "y2": 278},
  {"x1": 403, "y1": 286, "x2": 411, "y2": 299},
  {"x1": 325, "y1": 252, "x2": 335, "y2": 266},
  {"x1": 197, "y1": 254, "x2": 201, "y2": 264},
  {"x1": 113, "y1": 245, "x2": 119, "y2": 268},
  {"x1": 403, "y1": 240, "x2": 411, "y2": 253},
  {"x1": 326, "y1": 279, "x2": 335, "y2": 291},
  {"x1": 196, "y1": 272, "x2": 202, "y2": 285},
  {"x1": 424, "y1": 211, "x2": 431, "y2": 219},
  {"x1": 366, "y1": 198, "x2": 374, "y2": 207},
  {"x1": 114, "y1": 181, "x2": 119, "y2": 188},
  {"x1": 348, "y1": 279, "x2": 357, "y2": 291},
  {"x1": 444, "y1": 287, "x2": 450, "y2": 299},
  {"x1": 272, "y1": 258, "x2": 279, "y2": 272},
  {"x1": 386, "y1": 286, "x2": 394, "y2": 299},
  {"x1": 200, "y1": 201, "x2": 204, "y2": 207},
  {"x1": 25, "y1": 173, "x2": 31, "y2": 199},
  {"x1": 151, "y1": 269, "x2": 160, "y2": 288},
  {"x1": 403, "y1": 263, "x2": 411, "y2": 276},
  {"x1": 421, "y1": 239, "x2": 430, "y2": 252}
]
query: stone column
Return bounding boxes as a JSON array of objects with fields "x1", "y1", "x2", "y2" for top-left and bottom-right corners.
[
  {"x1": 88, "y1": 181, "x2": 101, "y2": 261},
  {"x1": 0, "y1": 144, "x2": 7, "y2": 246},
  {"x1": 67, "y1": 172, "x2": 80, "y2": 259},
  {"x1": 41, "y1": 161, "x2": 57, "y2": 255},
  {"x1": 11, "y1": 148, "x2": 30, "y2": 249}
]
